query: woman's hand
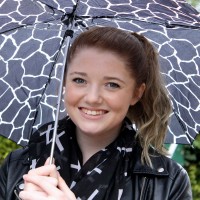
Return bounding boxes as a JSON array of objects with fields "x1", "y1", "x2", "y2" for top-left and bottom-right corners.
[{"x1": 19, "y1": 159, "x2": 76, "y2": 200}]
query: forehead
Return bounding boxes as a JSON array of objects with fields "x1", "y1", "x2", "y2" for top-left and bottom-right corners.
[
  {"x1": 67, "y1": 47, "x2": 136, "y2": 80},
  {"x1": 70, "y1": 46, "x2": 128, "y2": 64},
  {"x1": 68, "y1": 47, "x2": 125, "y2": 67}
]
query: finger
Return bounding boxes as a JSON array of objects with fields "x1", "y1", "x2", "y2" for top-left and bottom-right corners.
[
  {"x1": 44, "y1": 157, "x2": 50, "y2": 166},
  {"x1": 24, "y1": 180, "x2": 42, "y2": 192},
  {"x1": 58, "y1": 176, "x2": 72, "y2": 192},
  {"x1": 24, "y1": 175, "x2": 58, "y2": 188},
  {"x1": 28, "y1": 165, "x2": 58, "y2": 179},
  {"x1": 58, "y1": 176, "x2": 76, "y2": 199},
  {"x1": 19, "y1": 190, "x2": 47, "y2": 200},
  {"x1": 23, "y1": 175, "x2": 61, "y2": 196},
  {"x1": 44, "y1": 157, "x2": 55, "y2": 166},
  {"x1": 23, "y1": 175, "x2": 76, "y2": 200}
]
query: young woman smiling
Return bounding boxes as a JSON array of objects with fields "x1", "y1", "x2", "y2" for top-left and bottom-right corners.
[{"x1": 0, "y1": 27, "x2": 192, "y2": 200}]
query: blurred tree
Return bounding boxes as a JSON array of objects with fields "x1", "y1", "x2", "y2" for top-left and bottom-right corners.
[
  {"x1": 0, "y1": 136, "x2": 20, "y2": 165},
  {"x1": 184, "y1": 135, "x2": 200, "y2": 200},
  {"x1": 186, "y1": 0, "x2": 200, "y2": 11}
]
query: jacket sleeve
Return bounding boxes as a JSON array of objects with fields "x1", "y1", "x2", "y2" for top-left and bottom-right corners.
[
  {"x1": 0, "y1": 148, "x2": 30, "y2": 200},
  {"x1": 0, "y1": 153, "x2": 10, "y2": 199},
  {"x1": 169, "y1": 165, "x2": 192, "y2": 200}
]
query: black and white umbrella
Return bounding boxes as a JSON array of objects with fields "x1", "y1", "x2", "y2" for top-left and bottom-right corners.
[{"x1": 0, "y1": 0, "x2": 199, "y2": 148}]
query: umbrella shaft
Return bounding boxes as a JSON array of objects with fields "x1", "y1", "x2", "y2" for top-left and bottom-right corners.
[{"x1": 49, "y1": 35, "x2": 71, "y2": 165}]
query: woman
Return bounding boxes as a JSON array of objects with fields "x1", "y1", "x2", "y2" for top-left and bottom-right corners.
[{"x1": 0, "y1": 27, "x2": 192, "y2": 200}]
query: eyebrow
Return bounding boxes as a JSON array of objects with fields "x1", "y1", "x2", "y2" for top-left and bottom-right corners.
[
  {"x1": 69, "y1": 72, "x2": 126, "y2": 84},
  {"x1": 104, "y1": 76, "x2": 126, "y2": 84},
  {"x1": 68, "y1": 72, "x2": 87, "y2": 76}
]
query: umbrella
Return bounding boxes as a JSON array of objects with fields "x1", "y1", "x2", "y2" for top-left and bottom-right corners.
[{"x1": 0, "y1": 0, "x2": 200, "y2": 149}]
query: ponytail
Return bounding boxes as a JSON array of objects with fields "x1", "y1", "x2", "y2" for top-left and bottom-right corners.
[{"x1": 129, "y1": 33, "x2": 172, "y2": 166}]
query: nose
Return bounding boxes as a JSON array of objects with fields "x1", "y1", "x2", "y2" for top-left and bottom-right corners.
[{"x1": 85, "y1": 85, "x2": 102, "y2": 105}]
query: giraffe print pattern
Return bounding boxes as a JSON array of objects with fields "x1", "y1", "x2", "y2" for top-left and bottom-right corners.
[{"x1": 0, "y1": 0, "x2": 199, "y2": 145}]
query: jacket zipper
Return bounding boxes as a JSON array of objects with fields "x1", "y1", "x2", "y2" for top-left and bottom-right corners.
[
  {"x1": 140, "y1": 177, "x2": 148, "y2": 200},
  {"x1": 14, "y1": 190, "x2": 22, "y2": 200}
]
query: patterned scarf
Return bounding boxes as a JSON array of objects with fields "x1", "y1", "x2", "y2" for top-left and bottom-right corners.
[{"x1": 29, "y1": 117, "x2": 140, "y2": 199}]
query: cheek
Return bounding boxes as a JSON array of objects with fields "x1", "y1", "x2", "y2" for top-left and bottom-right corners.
[
  {"x1": 107, "y1": 96, "x2": 130, "y2": 113},
  {"x1": 64, "y1": 85, "x2": 81, "y2": 107}
]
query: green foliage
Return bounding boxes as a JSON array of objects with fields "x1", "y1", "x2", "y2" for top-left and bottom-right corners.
[
  {"x1": 187, "y1": 0, "x2": 200, "y2": 10},
  {"x1": 0, "y1": 136, "x2": 20, "y2": 165},
  {"x1": 184, "y1": 134, "x2": 200, "y2": 200}
]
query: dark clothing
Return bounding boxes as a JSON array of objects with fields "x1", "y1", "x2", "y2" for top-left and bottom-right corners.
[{"x1": 0, "y1": 117, "x2": 192, "y2": 200}]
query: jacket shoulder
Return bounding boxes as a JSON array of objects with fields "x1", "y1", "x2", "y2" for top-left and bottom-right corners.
[
  {"x1": 0, "y1": 147, "x2": 30, "y2": 200},
  {"x1": 159, "y1": 154, "x2": 188, "y2": 178},
  {"x1": 10, "y1": 147, "x2": 29, "y2": 160},
  {"x1": 132, "y1": 150, "x2": 192, "y2": 199},
  {"x1": 154, "y1": 154, "x2": 192, "y2": 199}
]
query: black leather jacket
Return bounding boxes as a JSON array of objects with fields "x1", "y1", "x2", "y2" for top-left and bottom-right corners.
[{"x1": 0, "y1": 146, "x2": 192, "y2": 200}]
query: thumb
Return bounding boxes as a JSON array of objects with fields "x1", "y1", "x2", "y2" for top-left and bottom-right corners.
[{"x1": 44, "y1": 157, "x2": 55, "y2": 166}]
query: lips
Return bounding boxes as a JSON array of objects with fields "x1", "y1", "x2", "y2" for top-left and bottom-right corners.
[{"x1": 80, "y1": 108, "x2": 108, "y2": 116}]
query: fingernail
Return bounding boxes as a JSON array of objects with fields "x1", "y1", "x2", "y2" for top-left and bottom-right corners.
[
  {"x1": 45, "y1": 157, "x2": 55, "y2": 166},
  {"x1": 46, "y1": 157, "x2": 50, "y2": 163},
  {"x1": 23, "y1": 174, "x2": 27, "y2": 180}
]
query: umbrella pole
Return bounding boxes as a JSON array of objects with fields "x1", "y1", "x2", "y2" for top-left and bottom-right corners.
[
  {"x1": 49, "y1": 0, "x2": 79, "y2": 165},
  {"x1": 49, "y1": 33, "x2": 72, "y2": 165}
]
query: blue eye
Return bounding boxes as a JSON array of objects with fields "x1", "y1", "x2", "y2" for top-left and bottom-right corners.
[
  {"x1": 106, "y1": 82, "x2": 120, "y2": 88},
  {"x1": 72, "y1": 78, "x2": 86, "y2": 84}
]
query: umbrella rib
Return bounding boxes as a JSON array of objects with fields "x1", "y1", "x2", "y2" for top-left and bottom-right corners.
[
  {"x1": 0, "y1": 0, "x2": 64, "y2": 34},
  {"x1": 173, "y1": 110, "x2": 194, "y2": 144},
  {"x1": 0, "y1": 18, "x2": 62, "y2": 34},
  {"x1": 76, "y1": 15, "x2": 200, "y2": 29},
  {"x1": 28, "y1": 24, "x2": 68, "y2": 141},
  {"x1": 32, "y1": 0, "x2": 64, "y2": 22}
]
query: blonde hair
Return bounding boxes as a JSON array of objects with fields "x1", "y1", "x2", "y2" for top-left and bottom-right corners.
[{"x1": 67, "y1": 27, "x2": 172, "y2": 166}]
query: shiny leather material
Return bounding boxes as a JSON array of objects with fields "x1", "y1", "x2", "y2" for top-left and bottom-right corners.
[
  {"x1": 0, "y1": 147, "x2": 192, "y2": 200},
  {"x1": 0, "y1": 148, "x2": 29, "y2": 200}
]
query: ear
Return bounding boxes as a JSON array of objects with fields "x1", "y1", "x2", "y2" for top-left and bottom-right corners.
[{"x1": 130, "y1": 83, "x2": 146, "y2": 106}]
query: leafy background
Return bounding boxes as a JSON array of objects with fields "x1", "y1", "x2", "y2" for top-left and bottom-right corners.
[{"x1": 0, "y1": 0, "x2": 200, "y2": 199}]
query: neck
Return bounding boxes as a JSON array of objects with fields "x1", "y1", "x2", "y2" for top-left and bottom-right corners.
[{"x1": 76, "y1": 128, "x2": 121, "y2": 165}]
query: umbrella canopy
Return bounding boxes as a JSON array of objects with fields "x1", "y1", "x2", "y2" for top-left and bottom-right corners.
[{"x1": 0, "y1": 0, "x2": 199, "y2": 146}]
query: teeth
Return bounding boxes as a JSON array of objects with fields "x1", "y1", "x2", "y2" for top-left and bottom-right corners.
[
  {"x1": 82, "y1": 108, "x2": 104, "y2": 115},
  {"x1": 91, "y1": 111, "x2": 96, "y2": 115}
]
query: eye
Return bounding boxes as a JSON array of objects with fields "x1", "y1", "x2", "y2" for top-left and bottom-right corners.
[
  {"x1": 106, "y1": 82, "x2": 120, "y2": 89},
  {"x1": 72, "y1": 78, "x2": 86, "y2": 84}
]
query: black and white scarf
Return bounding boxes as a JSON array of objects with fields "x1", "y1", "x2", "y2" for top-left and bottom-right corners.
[{"x1": 29, "y1": 117, "x2": 140, "y2": 200}]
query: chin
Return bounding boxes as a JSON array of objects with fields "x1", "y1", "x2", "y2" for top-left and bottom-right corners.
[{"x1": 80, "y1": 128, "x2": 101, "y2": 136}]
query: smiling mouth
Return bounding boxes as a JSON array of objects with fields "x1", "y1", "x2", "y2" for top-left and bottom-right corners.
[{"x1": 80, "y1": 108, "x2": 108, "y2": 116}]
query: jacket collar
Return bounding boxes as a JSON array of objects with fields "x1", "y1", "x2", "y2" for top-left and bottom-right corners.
[{"x1": 132, "y1": 147, "x2": 169, "y2": 176}]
